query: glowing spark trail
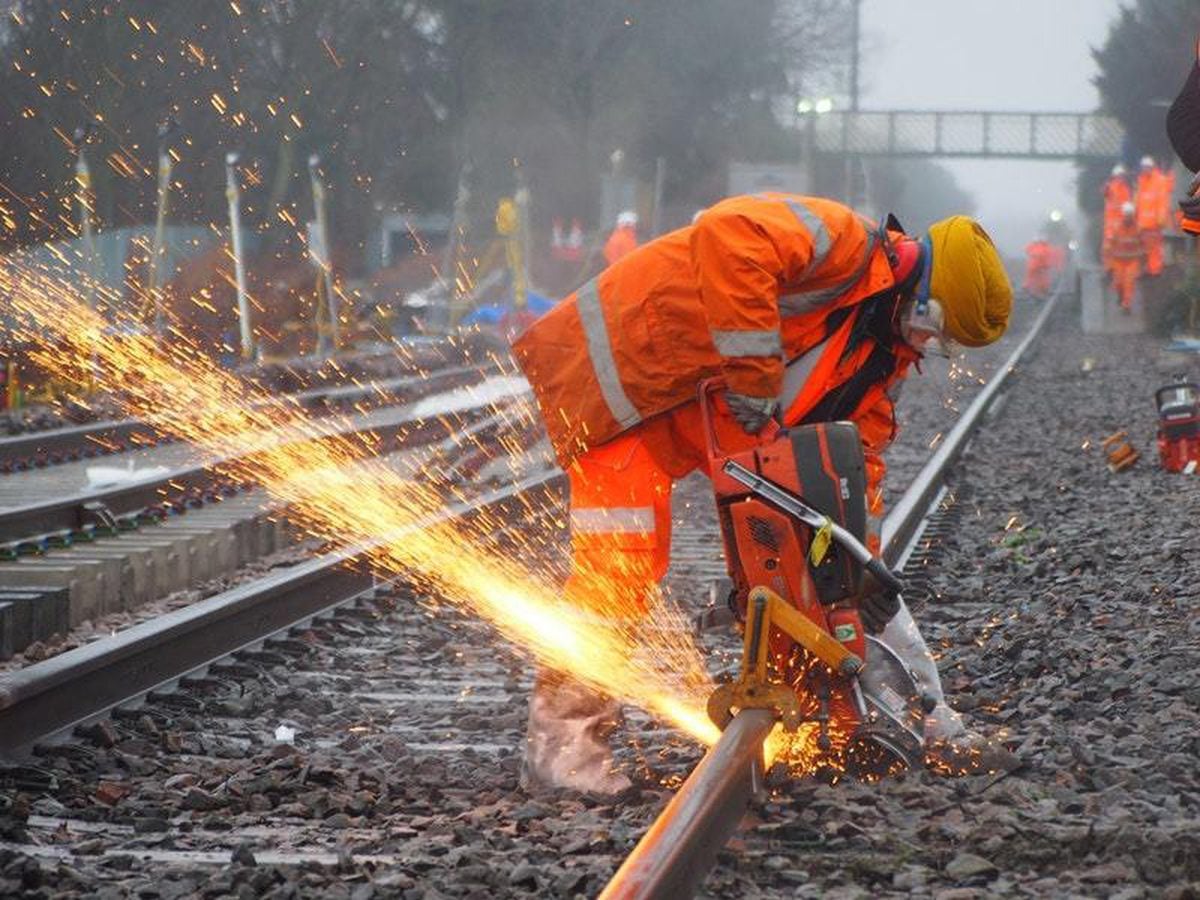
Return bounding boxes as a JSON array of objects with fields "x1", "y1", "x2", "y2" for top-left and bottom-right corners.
[{"x1": 2, "y1": 255, "x2": 721, "y2": 747}]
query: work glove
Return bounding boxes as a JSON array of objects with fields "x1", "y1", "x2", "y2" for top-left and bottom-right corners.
[
  {"x1": 857, "y1": 567, "x2": 901, "y2": 635},
  {"x1": 725, "y1": 392, "x2": 778, "y2": 434}
]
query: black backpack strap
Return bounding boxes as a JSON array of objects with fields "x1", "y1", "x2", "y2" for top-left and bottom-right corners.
[{"x1": 800, "y1": 338, "x2": 899, "y2": 425}]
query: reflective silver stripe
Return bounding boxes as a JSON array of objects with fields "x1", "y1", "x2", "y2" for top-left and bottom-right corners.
[
  {"x1": 711, "y1": 328, "x2": 782, "y2": 358},
  {"x1": 779, "y1": 337, "x2": 830, "y2": 410},
  {"x1": 782, "y1": 198, "x2": 833, "y2": 272},
  {"x1": 779, "y1": 230, "x2": 880, "y2": 317},
  {"x1": 571, "y1": 506, "x2": 655, "y2": 534},
  {"x1": 779, "y1": 287, "x2": 841, "y2": 315},
  {"x1": 576, "y1": 278, "x2": 641, "y2": 428}
]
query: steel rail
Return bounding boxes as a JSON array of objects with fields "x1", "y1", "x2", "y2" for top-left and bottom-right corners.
[
  {"x1": 0, "y1": 419, "x2": 157, "y2": 469},
  {"x1": 879, "y1": 285, "x2": 1063, "y2": 566},
  {"x1": 599, "y1": 284, "x2": 1070, "y2": 900},
  {"x1": 597, "y1": 710, "x2": 775, "y2": 900},
  {"x1": 0, "y1": 373, "x2": 528, "y2": 545},
  {"x1": 0, "y1": 365, "x2": 481, "y2": 470},
  {"x1": 0, "y1": 470, "x2": 563, "y2": 758}
]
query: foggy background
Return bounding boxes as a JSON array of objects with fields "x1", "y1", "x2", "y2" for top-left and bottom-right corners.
[
  {"x1": 0, "y1": 0, "x2": 1195, "y2": 349},
  {"x1": 862, "y1": 0, "x2": 1126, "y2": 256}
]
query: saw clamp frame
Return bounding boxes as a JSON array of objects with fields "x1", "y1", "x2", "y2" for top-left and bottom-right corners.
[{"x1": 707, "y1": 585, "x2": 864, "y2": 731}]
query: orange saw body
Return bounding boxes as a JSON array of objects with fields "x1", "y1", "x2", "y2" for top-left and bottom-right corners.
[{"x1": 700, "y1": 380, "x2": 926, "y2": 775}]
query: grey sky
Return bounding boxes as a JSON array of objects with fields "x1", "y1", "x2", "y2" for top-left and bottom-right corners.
[{"x1": 859, "y1": 0, "x2": 1127, "y2": 254}]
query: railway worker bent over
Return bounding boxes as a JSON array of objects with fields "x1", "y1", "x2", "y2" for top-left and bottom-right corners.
[{"x1": 513, "y1": 192, "x2": 1013, "y2": 794}]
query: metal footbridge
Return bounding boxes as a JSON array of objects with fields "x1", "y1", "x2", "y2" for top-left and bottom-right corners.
[{"x1": 800, "y1": 110, "x2": 1123, "y2": 161}]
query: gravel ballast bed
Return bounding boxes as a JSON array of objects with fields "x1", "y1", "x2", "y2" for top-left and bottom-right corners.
[{"x1": 6, "y1": 295, "x2": 1198, "y2": 898}]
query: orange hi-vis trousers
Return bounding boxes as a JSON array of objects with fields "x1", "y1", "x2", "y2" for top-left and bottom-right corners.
[
  {"x1": 564, "y1": 433, "x2": 673, "y2": 619},
  {"x1": 563, "y1": 397, "x2": 887, "y2": 618},
  {"x1": 1109, "y1": 258, "x2": 1141, "y2": 310},
  {"x1": 1141, "y1": 229, "x2": 1164, "y2": 276},
  {"x1": 563, "y1": 402, "x2": 758, "y2": 618}
]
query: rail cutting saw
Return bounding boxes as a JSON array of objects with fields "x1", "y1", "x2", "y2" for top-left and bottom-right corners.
[{"x1": 700, "y1": 381, "x2": 930, "y2": 775}]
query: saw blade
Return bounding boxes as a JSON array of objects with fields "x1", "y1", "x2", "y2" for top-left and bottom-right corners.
[{"x1": 854, "y1": 635, "x2": 926, "y2": 761}]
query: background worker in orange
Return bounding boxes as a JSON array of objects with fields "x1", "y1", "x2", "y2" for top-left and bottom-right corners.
[
  {"x1": 513, "y1": 192, "x2": 1013, "y2": 794},
  {"x1": 1104, "y1": 201, "x2": 1145, "y2": 311},
  {"x1": 1023, "y1": 236, "x2": 1059, "y2": 298},
  {"x1": 1102, "y1": 164, "x2": 1131, "y2": 262},
  {"x1": 602, "y1": 210, "x2": 639, "y2": 266},
  {"x1": 1135, "y1": 155, "x2": 1169, "y2": 275}
]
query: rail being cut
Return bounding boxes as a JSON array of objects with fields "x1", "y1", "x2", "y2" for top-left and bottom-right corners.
[{"x1": 600, "y1": 281, "x2": 1069, "y2": 900}]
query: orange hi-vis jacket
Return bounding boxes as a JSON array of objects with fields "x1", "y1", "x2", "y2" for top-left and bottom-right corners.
[
  {"x1": 513, "y1": 193, "x2": 920, "y2": 507},
  {"x1": 1136, "y1": 168, "x2": 1169, "y2": 230},
  {"x1": 1105, "y1": 218, "x2": 1145, "y2": 262},
  {"x1": 603, "y1": 225, "x2": 639, "y2": 265},
  {"x1": 1102, "y1": 176, "x2": 1132, "y2": 240}
]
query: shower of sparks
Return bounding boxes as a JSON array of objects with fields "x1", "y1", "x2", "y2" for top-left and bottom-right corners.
[
  {"x1": 1, "y1": 252, "x2": 921, "y2": 779},
  {"x1": 2, "y1": 255, "x2": 892, "y2": 782},
  {"x1": 1, "y1": 253, "x2": 718, "y2": 748},
  {"x1": 0, "y1": 262, "x2": 900, "y2": 779}
]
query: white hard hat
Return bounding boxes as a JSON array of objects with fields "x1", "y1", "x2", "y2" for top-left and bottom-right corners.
[
  {"x1": 1112, "y1": 163, "x2": 1126, "y2": 176},
  {"x1": 616, "y1": 210, "x2": 638, "y2": 228},
  {"x1": 1121, "y1": 201, "x2": 1136, "y2": 216},
  {"x1": 1140, "y1": 155, "x2": 1155, "y2": 168}
]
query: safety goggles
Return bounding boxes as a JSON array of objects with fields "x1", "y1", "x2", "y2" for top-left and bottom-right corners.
[
  {"x1": 901, "y1": 296, "x2": 955, "y2": 358},
  {"x1": 903, "y1": 236, "x2": 955, "y2": 358}
]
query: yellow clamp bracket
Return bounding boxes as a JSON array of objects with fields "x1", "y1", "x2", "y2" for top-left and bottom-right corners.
[
  {"x1": 808, "y1": 517, "x2": 833, "y2": 566},
  {"x1": 749, "y1": 587, "x2": 861, "y2": 678},
  {"x1": 707, "y1": 586, "x2": 863, "y2": 730}
]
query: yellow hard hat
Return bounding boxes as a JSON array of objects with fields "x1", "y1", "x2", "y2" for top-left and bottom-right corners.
[{"x1": 925, "y1": 216, "x2": 1012, "y2": 348}]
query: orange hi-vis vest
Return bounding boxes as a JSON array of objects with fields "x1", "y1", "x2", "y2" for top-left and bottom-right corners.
[
  {"x1": 1159, "y1": 168, "x2": 1176, "y2": 225},
  {"x1": 1106, "y1": 219, "x2": 1144, "y2": 261},
  {"x1": 1103, "y1": 176, "x2": 1132, "y2": 240},
  {"x1": 1136, "y1": 169, "x2": 1168, "y2": 230},
  {"x1": 513, "y1": 193, "x2": 916, "y2": 467}
]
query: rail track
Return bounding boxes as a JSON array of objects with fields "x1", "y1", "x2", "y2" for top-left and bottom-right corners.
[
  {"x1": 0, "y1": 365, "x2": 483, "y2": 476},
  {"x1": 0, "y1": 366, "x2": 503, "y2": 548},
  {"x1": 0, "y1": 285, "x2": 1084, "y2": 897},
  {"x1": 0, "y1": 467, "x2": 561, "y2": 757},
  {"x1": 0, "y1": 365, "x2": 526, "y2": 664}
]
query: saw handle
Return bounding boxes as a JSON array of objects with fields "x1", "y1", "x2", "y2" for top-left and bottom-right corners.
[
  {"x1": 698, "y1": 378, "x2": 781, "y2": 465},
  {"x1": 864, "y1": 557, "x2": 904, "y2": 599}
]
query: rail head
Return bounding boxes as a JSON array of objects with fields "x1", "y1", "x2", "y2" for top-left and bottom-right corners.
[{"x1": 598, "y1": 710, "x2": 776, "y2": 900}]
